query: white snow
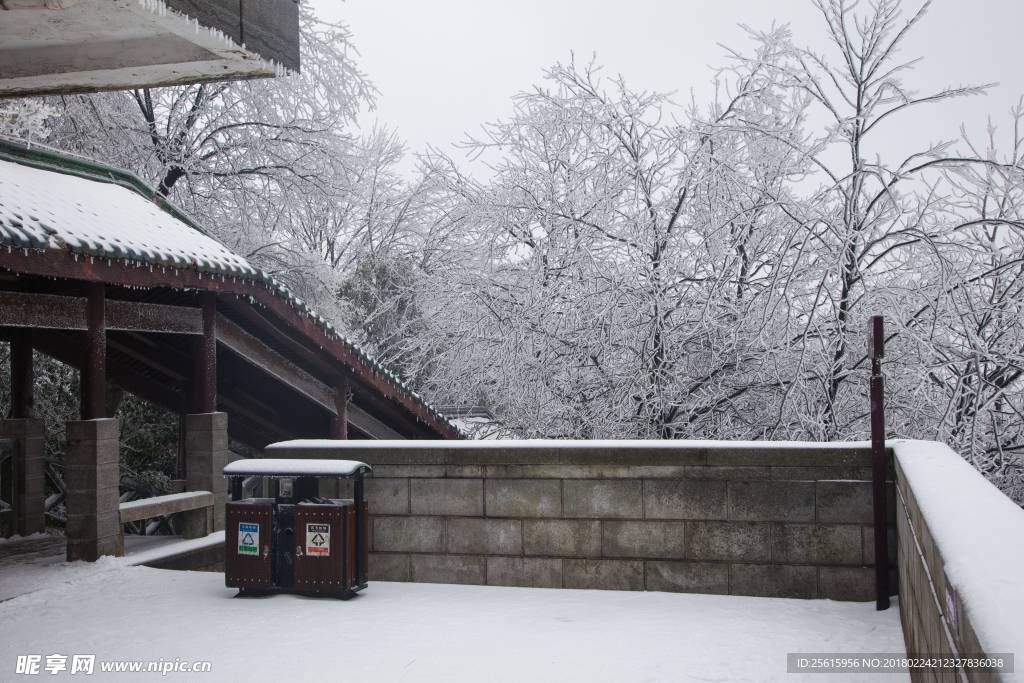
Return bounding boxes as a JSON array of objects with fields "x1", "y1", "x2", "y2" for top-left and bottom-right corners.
[
  {"x1": 118, "y1": 490, "x2": 212, "y2": 513},
  {"x1": 122, "y1": 531, "x2": 225, "y2": 568},
  {"x1": 892, "y1": 440, "x2": 1024, "y2": 673},
  {"x1": 0, "y1": 564, "x2": 908, "y2": 682},
  {"x1": 222, "y1": 458, "x2": 370, "y2": 477},
  {"x1": 265, "y1": 438, "x2": 873, "y2": 451},
  {"x1": 0, "y1": 159, "x2": 256, "y2": 276},
  {"x1": 0, "y1": 532, "x2": 223, "y2": 603}
]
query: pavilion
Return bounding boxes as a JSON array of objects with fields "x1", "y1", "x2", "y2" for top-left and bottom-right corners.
[{"x1": 0, "y1": 136, "x2": 458, "y2": 561}]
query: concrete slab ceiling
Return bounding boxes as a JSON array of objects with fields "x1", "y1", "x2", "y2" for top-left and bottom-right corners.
[{"x1": 0, "y1": 0, "x2": 299, "y2": 97}]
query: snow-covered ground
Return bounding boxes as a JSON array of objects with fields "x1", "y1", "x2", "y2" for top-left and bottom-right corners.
[
  {"x1": 0, "y1": 532, "x2": 223, "y2": 603},
  {"x1": 0, "y1": 558, "x2": 908, "y2": 682}
]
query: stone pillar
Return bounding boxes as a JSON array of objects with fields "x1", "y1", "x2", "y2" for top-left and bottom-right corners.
[
  {"x1": 66, "y1": 419, "x2": 122, "y2": 561},
  {"x1": 185, "y1": 412, "x2": 229, "y2": 536},
  {"x1": 1, "y1": 418, "x2": 46, "y2": 537}
]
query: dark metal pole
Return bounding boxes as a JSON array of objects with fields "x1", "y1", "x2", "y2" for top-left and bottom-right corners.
[
  {"x1": 82, "y1": 282, "x2": 106, "y2": 420},
  {"x1": 870, "y1": 315, "x2": 890, "y2": 610},
  {"x1": 331, "y1": 378, "x2": 348, "y2": 440},
  {"x1": 229, "y1": 476, "x2": 242, "y2": 501},
  {"x1": 195, "y1": 292, "x2": 217, "y2": 414},
  {"x1": 10, "y1": 328, "x2": 33, "y2": 418},
  {"x1": 354, "y1": 473, "x2": 365, "y2": 587}
]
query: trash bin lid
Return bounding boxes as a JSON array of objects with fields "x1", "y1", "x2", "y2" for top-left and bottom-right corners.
[{"x1": 222, "y1": 458, "x2": 371, "y2": 478}]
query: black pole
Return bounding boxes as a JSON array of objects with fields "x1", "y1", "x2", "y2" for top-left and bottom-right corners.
[
  {"x1": 10, "y1": 328, "x2": 34, "y2": 419},
  {"x1": 870, "y1": 315, "x2": 890, "y2": 610},
  {"x1": 354, "y1": 473, "x2": 365, "y2": 588}
]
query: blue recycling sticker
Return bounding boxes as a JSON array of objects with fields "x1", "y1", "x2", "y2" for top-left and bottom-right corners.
[{"x1": 238, "y1": 522, "x2": 259, "y2": 555}]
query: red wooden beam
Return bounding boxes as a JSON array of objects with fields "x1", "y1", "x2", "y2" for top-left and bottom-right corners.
[
  {"x1": 31, "y1": 329, "x2": 186, "y2": 414},
  {"x1": 10, "y1": 328, "x2": 33, "y2": 418},
  {"x1": 195, "y1": 292, "x2": 217, "y2": 413},
  {"x1": 331, "y1": 377, "x2": 348, "y2": 440},
  {"x1": 107, "y1": 332, "x2": 190, "y2": 382},
  {"x1": 82, "y1": 282, "x2": 106, "y2": 420},
  {"x1": 215, "y1": 313, "x2": 335, "y2": 413},
  {"x1": 216, "y1": 392, "x2": 296, "y2": 441},
  {"x1": 0, "y1": 290, "x2": 202, "y2": 334},
  {"x1": 221, "y1": 295, "x2": 431, "y2": 438}
]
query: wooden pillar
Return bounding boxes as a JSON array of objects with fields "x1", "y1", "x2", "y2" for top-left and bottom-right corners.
[
  {"x1": 81, "y1": 282, "x2": 105, "y2": 420},
  {"x1": 331, "y1": 377, "x2": 348, "y2": 439},
  {"x1": 10, "y1": 328, "x2": 34, "y2": 419},
  {"x1": 195, "y1": 291, "x2": 217, "y2": 414}
]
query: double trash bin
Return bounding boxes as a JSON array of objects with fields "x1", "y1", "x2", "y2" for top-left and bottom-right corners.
[{"x1": 222, "y1": 458, "x2": 370, "y2": 599}]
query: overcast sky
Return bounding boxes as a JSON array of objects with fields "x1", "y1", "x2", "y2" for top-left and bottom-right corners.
[{"x1": 308, "y1": 0, "x2": 1024, "y2": 178}]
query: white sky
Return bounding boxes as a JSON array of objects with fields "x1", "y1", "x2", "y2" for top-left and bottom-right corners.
[{"x1": 308, "y1": 0, "x2": 1024, "y2": 178}]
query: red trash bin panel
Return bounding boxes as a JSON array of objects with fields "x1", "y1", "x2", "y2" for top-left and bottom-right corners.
[
  {"x1": 226, "y1": 501, "x2": 272, "y2": 589},
  {"x1": 295, "y1": 503, "x2": 347, "y2": 593}
]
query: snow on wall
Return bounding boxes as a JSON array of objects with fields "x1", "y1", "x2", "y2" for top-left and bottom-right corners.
[
  {"x1": 892, "y1": 440, "x2": 1024, "y2": 673},
  {"x1": 264, "y1": 438, "x2": 875, "y2": 451}
]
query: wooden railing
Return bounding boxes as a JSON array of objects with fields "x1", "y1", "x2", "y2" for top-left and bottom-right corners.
[{"x1": 119, "y1": 491, "x2": 215, "y2": 539}]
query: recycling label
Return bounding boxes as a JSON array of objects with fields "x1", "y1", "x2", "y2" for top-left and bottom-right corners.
[
  {"x1": 238, "y1": 523, "x2": 259, "y2": 555},
  {"x1": 306, "y1": 523, "x2": 330, "y2": 556}
]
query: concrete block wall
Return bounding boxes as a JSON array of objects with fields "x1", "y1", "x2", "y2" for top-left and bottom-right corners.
[{"x1": 355, "y1": 443, "x2": 897, "y2": 601}]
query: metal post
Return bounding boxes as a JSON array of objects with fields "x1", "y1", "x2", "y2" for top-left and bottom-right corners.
[
  {"x1": 10, "y1": 328, "x2": 34, "y2": 419},
  {"x1": 331, "y1": 377, "x2": 348, "y2": 440},
  {"x1": 195, "y1": 292, "x2": 217, "y2": 414},
  {"x1": 82, "y1": 282, "x2": 106, "y2": 420},
  {"x1": 870, "y1": 315, "x2": 890, "y2": 610},
  {"x1": 229, "y1": 476, "x2": 242, "y2": 502},
  {"x1": 354, "y1": 473, "x2": 365, "y2": 587}
]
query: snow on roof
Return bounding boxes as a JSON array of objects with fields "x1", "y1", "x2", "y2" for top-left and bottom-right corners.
[
  {"x1": 0, "y1": 137, "x2": 455, "y2": 436},
  {"x1": 0, "y1": 158, "x2": 256, "y2": 275},
  {"x1": 892, "y1": 440, "x2": 1024, "y2": 668},
  {"x1": 222, "y1": 458, "x2": 371, "y2": 477}
]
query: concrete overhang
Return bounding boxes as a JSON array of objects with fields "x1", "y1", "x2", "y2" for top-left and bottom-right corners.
[{"x1": 0, "y1": 0, "x2": 299, "y2": 97}]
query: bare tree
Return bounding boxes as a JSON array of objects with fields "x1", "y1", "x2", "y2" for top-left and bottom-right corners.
[{"x1": 45, "y1": 5, "x2": 377, "y2": 315}]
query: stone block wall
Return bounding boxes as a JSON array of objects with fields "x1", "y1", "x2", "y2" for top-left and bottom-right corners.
[
  {"x1": 353, "y1": 443, "x2": 897, "y2": 601},
  {"x1": 894, "y1": 445, "x2": 1011, "y2": 683},
  {"x1": 65, "y1": 418, "x2": 122, "y2": 561},
  {"x1": 185, "y1": 412, "x2": 230, "y2": 533}
]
